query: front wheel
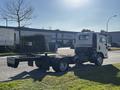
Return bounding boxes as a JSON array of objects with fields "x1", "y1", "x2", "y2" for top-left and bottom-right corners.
[
  {"x1": 94, "y1": 54, "x2": 103, "y2": 66},
  {"x1": 52, "y1": 59, "x2": 69, "y2": 72}
]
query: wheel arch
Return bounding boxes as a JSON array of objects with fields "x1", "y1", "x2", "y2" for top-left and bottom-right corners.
[{"x1": 97, "y1": 52, "x2": 104, "y2": 58}]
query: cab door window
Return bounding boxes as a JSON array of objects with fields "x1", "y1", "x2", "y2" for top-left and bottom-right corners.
[{"x1": 100, "y1": 37, "x2": 106, "y2": 43}]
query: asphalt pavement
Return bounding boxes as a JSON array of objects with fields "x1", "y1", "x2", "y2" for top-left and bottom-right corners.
[{"x1": 0, "y1": 50, "x2": 120, "y2": 82}]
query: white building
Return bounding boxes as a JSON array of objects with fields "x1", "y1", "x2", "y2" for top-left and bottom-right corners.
[
  {"x1": 0, "y1": 26, "x2": 77, "y2": 51},
  {"x1": 109, "y1": 31, "x2": 120, "y2": 47}
]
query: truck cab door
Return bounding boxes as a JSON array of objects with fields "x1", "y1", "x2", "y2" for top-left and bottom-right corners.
[{"x1": 97, "y1": 34, "x2": 108, "y2": 58}]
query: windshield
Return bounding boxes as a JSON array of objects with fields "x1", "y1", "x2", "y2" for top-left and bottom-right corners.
[{"x1": 79, "y1": 35, "x2": 89, "y2": 40}]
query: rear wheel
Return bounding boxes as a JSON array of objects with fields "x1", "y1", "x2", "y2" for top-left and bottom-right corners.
[
  {"x1": 52, "y1": 58, "x2": 69, "y2": 72},
  {"x1": 94, "y1": 54, "x2": 103, "y2": 66}
]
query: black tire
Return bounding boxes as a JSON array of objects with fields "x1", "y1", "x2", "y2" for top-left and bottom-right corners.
[
  {"x1": 35, "y1": 56, "x2": 49, "y2": 71},
  {"x1": 94, "y1": 54, "x2": 103, "y2": 66},
  {"x1": 52, "y1": 58, "x2": 69, "y2": 72}
]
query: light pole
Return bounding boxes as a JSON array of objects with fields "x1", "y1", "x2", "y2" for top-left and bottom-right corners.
[
  {"x1": 3, "y1": 18, "x2": 8, "y2": 27},
  {"x1": 106, "y1": 15, "x2": 117, "y2": 45},
  {"x1": 106, "y1": 15, "x2": 117, "y2": 33},
  {"x1": 0, "y1": 17, "x2": 8, "y2": 27}
]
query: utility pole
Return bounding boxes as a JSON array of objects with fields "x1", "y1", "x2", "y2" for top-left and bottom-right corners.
[
  {"x1": 4, "y1": 18, "x2": 8, "y2": 27},
  {"x1": 0, "y1": 18, "x2": 8, "y2": 27}
]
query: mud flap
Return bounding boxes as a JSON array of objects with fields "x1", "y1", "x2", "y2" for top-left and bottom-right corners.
[{"x1": 7, "y1": 57, "x2": 19, "y2": 68}]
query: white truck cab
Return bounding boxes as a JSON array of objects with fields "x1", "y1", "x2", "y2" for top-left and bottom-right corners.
[{"x1": 74, "y1": 32, "x2": 108, "y2": 66}]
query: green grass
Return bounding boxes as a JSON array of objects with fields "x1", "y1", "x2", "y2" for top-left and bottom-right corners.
[
  {"x1": 0, "y1": 52, "x2": 55, "y2": 57},
  {"x1": 0, "y1": 52, "x2": 17, "y2": 56},
  {"x1": 1, "y1": 64, "x2": 120, "y2": 90},
  {"x1": 110, "y1": 47, "x2": 120, "y2": 51}
]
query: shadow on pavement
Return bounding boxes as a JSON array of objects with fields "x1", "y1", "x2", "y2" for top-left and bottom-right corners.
[
  {"x1": 9, "y1": 69, "x2": 67, "y2": 81},
  {"x1": 8, "y1": 64, "x2": 120, "y2": 85}
]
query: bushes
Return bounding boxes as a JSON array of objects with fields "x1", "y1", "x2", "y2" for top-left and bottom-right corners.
[{"x1": 0, "y1": 46, "x2": 15, "y2": 53}]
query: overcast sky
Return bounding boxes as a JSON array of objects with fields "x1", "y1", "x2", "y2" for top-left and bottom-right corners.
[{"x1": 0, "y1": 0, "x2": 120, "y2": 32}]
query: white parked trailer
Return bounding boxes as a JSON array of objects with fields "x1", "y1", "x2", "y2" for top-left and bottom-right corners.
[{"x1": 0, "y1": 28, "x2": 18, "y2": 46}]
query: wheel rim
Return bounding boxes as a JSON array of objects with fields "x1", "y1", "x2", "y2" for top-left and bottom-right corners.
[
  {"x1": 59, "y1": 62, "x2": 68, "y2": 71},
  {"x1": 97, "y1": 56, "x2": 103, "y2": 65}
]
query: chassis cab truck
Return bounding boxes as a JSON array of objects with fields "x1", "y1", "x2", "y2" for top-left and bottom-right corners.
[
  {"x1": 7, "y1": 32, "x2": 108, "y2": 72},
  {"x1": 74, "y1": 32, "x2": 108, "y2": 66}
]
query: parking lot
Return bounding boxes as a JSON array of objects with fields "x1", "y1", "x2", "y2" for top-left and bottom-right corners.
[{"x1": 0, "y1": 50, "x2": 120, "y2": 82}]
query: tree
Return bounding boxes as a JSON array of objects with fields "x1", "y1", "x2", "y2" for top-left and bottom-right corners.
[
  {"x1": 0, "y1": 0, "x2": 34, "y2": 50},
  {"x1": 0, "y1": 0, "x2": 33, "y2": 27},
  {"x1": 82, "y1": 29, "x2": 92, "y2": 32}
]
